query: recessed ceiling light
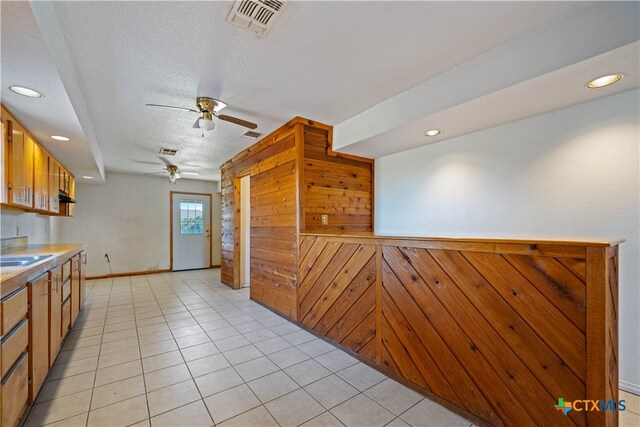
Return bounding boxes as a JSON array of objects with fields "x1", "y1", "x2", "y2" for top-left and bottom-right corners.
[
  {"x1": 82, "y1": 176, "x2": 93, "y2": 179},
  {"x1": 51, "y1": 135, "x2": 70, "y2": 141},
  {"x1": 424, "y1": 129, "x2": 442, "y2": 137},
  {"x1": 9, "y1": 85, "x2": 44, "y2": 98},
  {"x1": 181, "y1": 171, "x2": 200, "y2": 176},
  {"x1": 586, "y1": 74, "x2": 624, "y2": 89}
]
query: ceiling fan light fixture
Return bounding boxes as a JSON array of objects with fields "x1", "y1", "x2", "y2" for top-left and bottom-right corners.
[{"x1": 199, "y1": 117, "x2": 215, "y2": 131}]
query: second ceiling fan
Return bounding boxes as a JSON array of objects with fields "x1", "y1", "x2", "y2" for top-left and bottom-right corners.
[{"x1": 146, "y1": 97, "x2": 257, "y2": 136}]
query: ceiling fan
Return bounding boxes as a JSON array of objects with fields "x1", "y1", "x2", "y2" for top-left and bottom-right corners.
[
  {"x1": 146, "y1": 97, "x2": 257, "y2": 136},
  {"x1": 145, "y1": 162, "x2": 199, "y2": 184}
]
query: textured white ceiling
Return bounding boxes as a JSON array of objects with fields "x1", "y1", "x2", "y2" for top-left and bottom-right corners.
[{"x1": 15, "y1": 0, "x2": 589, "y2": 181}]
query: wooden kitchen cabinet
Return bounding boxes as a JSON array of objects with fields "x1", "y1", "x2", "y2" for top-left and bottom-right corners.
[
  {"x1": 33, "y1": 143, "x2": 49, "y2": 211},
  {"x1": 1, "y1": 352, "x2": 29, "y2": 427},
  {"x1": 28, "y1": 272, "x2": 50, "y2": 402},
  {"x1": 0, "y1": 285, "x2": 29, "y2": 427},
  {"x1": 80, "y1": 252, "x2": 87, "y2": 308},
  {"x1": 70, "y1": 254, "x2": 81, "y2": 326},
  {"x1": 48, "y1": 157, "x2": 60, "y2": 214},
  {"x1": 48, "y1": 268, "x2": 62, "y2": 366},
  {"x1": 1, "y1": 104, "x2": 76, "y2": 216},
  {"x1": 1, "y1": 121, "x2": 7, "y2": 204},
  {"x1": 1, "y1": 247, "x2": 86, "y2": 427},
  {"x1": 62, "y1": 174, "x2": 75, "y2": 216},
  {"x1": 7, "y1": 122, "x2": 34, "y2": 208}
]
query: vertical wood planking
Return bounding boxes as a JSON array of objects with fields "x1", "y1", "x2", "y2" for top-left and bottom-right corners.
[
  {"x1": 585, "y1": 246, "x2": 617, "y2": 427},
  {"x1": 221, "y1": 117, "x2": 374, "y2": 321}
]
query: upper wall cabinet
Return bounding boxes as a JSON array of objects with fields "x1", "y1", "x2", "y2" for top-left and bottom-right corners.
[
  {"x1": 1, "y1": 121, "x2": 6, "y2": 204},
  {"x1": 1, "y1": 104, "x2": 75, "y2": 216},
  {"x1": 33, "y1": 143, "x2": 48, "y2": 211}
]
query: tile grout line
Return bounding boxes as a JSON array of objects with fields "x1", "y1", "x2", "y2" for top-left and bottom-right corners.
[{"x1": 85, "y1": 276, "x2": 113, "y2": 427}]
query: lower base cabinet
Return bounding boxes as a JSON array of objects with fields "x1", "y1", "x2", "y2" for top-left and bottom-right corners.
[
  {"x1": 48, "y1": 268, "x2": 62, "y2": 367},
  {"x1": 1, "y1": 352, "x2": 28, "y2": 427},
  {"x1": 28, "y1": 273, "x2": 50, "y2": 401},
  {"x1": 0, "y1": 249, "x2": 86, "y2": 427}
]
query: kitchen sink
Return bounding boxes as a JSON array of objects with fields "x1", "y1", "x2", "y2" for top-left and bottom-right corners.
[{"x1": 0, "y1": 255, "x2": 53, "y2": 268}]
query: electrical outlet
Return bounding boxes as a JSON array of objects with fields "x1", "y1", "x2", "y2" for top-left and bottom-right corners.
[{"x1": 321, "y1": 214, "x2": 328, "y2": 225}]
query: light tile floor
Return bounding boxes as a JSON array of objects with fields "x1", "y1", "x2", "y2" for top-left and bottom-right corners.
[{"x1": 21, "y1": 269, "x2": 639, "y2": 427}]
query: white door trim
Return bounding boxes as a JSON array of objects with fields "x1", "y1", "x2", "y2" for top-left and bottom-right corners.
[{"x1": 170, "y1": 191, "x2": 213, "y2": 271}]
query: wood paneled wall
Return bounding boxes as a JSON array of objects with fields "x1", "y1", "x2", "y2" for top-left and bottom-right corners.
[
  {"x1": 220, "y1": 122, "x2": 299, "y2": 318},
  {"x1": 220, "y1": 117, "x2": 373, "y2": 319},
  {"x1": 298, "y1": 233, "x2": 620, "y2": 427},
  {"x1": 302, "y1": 125, "x2": 373, "y2": 232}
]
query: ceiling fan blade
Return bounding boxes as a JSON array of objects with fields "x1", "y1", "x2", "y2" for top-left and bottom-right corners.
[
  {"x1": 192, "y1": 118, "x2": 201, "y2": 129},
  {"x1": 158, "y1": 157, "x2": 173, "y2": 166},
  {"x1": 134, "y1": 160, "x2": 164, "y2": 166},
  {"x1": 216, "y1": 114, "x2": 257, "y2": 129},
  {"x1": 144, "y1": 172, "x2": 167, "y2": 175},
  {"x1": 146, "y1": 103, "x2": 199, "y2": 113}
]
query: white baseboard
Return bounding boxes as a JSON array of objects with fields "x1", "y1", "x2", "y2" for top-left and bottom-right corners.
[{"x1": 620, "y1": 379, "x2": 640, "y2": 396}]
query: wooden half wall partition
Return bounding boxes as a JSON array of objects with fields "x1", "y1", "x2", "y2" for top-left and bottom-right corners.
[
  {"x1": 219, "y1": 117, "x2": 374, "y2": 319},
  {"x1": 298, "y1": 233, "x2": 621, "y2": 427},
  {"x1": 220, "y1": 116, "x2": 621, "y2": 425}
]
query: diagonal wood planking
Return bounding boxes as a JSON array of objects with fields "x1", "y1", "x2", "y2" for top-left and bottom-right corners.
[
  {"x1": 382, "y1": 245, "x2": 587, "y2": 426},
  {"x1": 298, "y1": 236, "x2": 377, "y2": 361}
]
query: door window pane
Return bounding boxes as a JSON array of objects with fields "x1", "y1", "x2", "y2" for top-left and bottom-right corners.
[{"x1": 180, "y1": 200, "x2": 204, "y2": 234}]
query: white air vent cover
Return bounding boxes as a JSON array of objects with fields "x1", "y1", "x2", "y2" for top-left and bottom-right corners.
[
  {"x1": 242, "y1": 130, "x2": 262, "y2": 139},
  {"x1": 227, "y1": 0, "x2": 286, "y2": 37},
  {"x1": 159, "y1": 148, "x2": 179, "y2": 156}
]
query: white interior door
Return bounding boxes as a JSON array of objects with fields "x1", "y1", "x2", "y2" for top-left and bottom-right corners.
[
  {"x1": 239, "y1": 175, "x2": 250, "y2": 287},
  {"x1": 172, "y1": 193, "x2": 211, "y2": 271}
]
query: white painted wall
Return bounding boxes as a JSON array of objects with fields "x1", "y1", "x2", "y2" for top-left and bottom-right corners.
[
  {"x1": 374, "y1": 89, "x2": 639, "y2": 393},
  {"x1": 51, "y1": 172, "x2": 222, "y2": 277},
  {"x1": 0, "y1": 209, "x2": 51, "y2": 244}
]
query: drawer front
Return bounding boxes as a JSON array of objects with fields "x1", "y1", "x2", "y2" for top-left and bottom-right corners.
[
  {"x1": 1, "y1": 352, "x2": 29, "y2": 427},
  {"x1": 1, "y1": 319, "x2": 28, "y2": 379},
  {"x1": 1, "y1": 286, "x2": 28, "y2": 336},
  {"x1": 62, "y1": 279, "x2": 71, "y2": 301},
  {"x1": 61, "y1": 260, "x2": 72, "y2": 282}
]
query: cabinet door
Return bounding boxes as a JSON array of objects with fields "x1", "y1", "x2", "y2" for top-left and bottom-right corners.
[
  {"x1": 48, "y1": 157, "x2": 60, "y2": 214},
  {"x1": 80, "y1": 252, "x2": 87, "y2": 308},
  {"x1": 70, "y1": 255, "x2": 80, "y2": 326},
  {"x1": 1, "y1": 352, "x2": 28, "y2": 427},
  {"x1": 23, "y1": 134, "x2": 34, "y2": 207},
  {"x1": 33, "y1": 143, "x2": 49, "y2": 211},
  {"x1": 48, "y1": 269, "x2": 62, "y2": 366},
  {"x1": 9, "y1": 120, "x2": 26, "y2": 206},
  {"x1": 1, "y1": 121, "x2": 6, "y2": 204},
  {"x1": 28, "y1": 273, "x2": 50, "y2": 401},
  {"x1": 67, "y1": 175, "x2": 75, "y2": 216}
]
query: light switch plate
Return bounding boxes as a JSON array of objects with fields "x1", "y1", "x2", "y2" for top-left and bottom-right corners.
[{"x1": 321, "y1": 214, "x2": 328, "y2": 225}]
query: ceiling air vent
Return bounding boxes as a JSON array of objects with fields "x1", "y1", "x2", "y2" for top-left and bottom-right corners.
[
  {"x1": 227, "y1": 0, "x2": 286, "y2": 37},
  {"x1": 159, "y1": 148, "x2": 179, "y2": 156},
  {"x1": 242, "y1": 130, "x2": 262, "y2": 139}
]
